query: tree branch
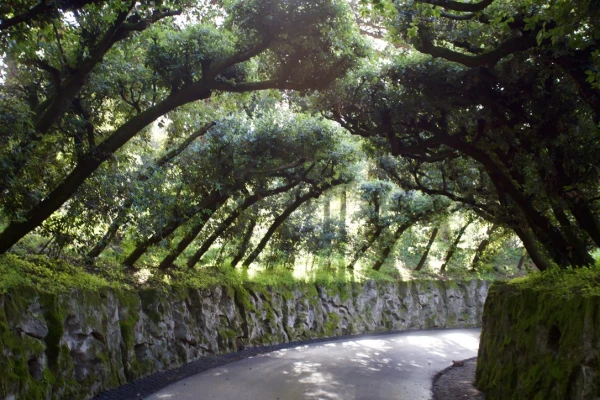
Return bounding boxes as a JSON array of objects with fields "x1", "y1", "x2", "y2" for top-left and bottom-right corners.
[
  {"x1": 416, "y1": 25, "x2": 538, "y2": 67},
  {"x1": 420, "y1": 0, "x2": 495, "y2": 13}
]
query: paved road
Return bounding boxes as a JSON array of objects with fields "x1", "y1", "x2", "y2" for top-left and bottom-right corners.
[{"x1": 146, "y1": 328, "x2": 480, "y2": 400}]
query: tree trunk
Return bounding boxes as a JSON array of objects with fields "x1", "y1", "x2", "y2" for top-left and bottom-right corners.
[
  {"x1": 444, "y1": 138, "x2": 587, "y2": 268},
  {"x1": 86, "y1": 206, "x2": 129, "y2": 260},
  {"x1": 470, "y1": 224, "x2": 498, "y2": 271},
  {"x1": 371, "y1": 222, "x2": 414, "y2": 271},
  {"x1": 230, "y1": 214, "x2": 258, "y2": 269},
  {"x1": 322, "y1": 193, "x2": 332, "y2": 249},
  {"x1": 0, "y1": 89, "x2": 214, "y2": 255},
  {"x1": 568, "y1": 199, "x2": 600, "y2": 249},
  {"x1": 339, "y1": 188, "x2": 347, "y2": 243},
  {"x1": 187, "y1": 181, "x2": 300, "y2": 268},
  {"x1": 0, "y1": 60, "x2": 312, "y2": 254},
  {"x1": 512, "y1": 226, "x2": 553, "y2": 271},
  {"x1": 346, "y1": 224, "x2": 384, "y2": 271},
  {"x1": 122, "y1": 193, "x2": 224, "y2": 268},
  {"x1": 87, "y1": 122, "x2": 215, "y2": 260},
  {"x1": 440, "y1": 219, "x2": 472, "y2": 272},
  {"x1": 517, "y1": 251, "x2": 526, "y2": 270},
  {"x1": 415, "y1": 227, "x2": 439, "y2": 271},
  {"x1": 551, "y1": 204, "x2": 595, "y2": 266},
  {"x1": 242, "y1": 189, "x2": 326, "y2": 268},
  {"x1": 157, "y1": 200, "x2": 225, "y2": 270}
]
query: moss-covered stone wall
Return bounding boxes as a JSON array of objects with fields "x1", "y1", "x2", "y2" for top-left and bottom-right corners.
[
  {"x1": 1, "y1": 279, "x2": 489, "y2": 400},
  {"x1": 475, "y1": 283, "x2": 600, "y2": 399}
]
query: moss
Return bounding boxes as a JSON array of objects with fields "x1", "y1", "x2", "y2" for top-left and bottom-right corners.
[
  {"x1": 0, "y1": 262, "x2": 491, "y2": 399},
  {"x1": 280, "y1": 285, "x2": 295, "y2": 302},
  {"x1": 235, "y1": 285, "x2": 257, "y2": 313},
  {"x1": 115, "y1": 291, "x2": 141, "y2": 380},
  {"x1": 39, "y1": 293, "x2": 65, "y2": 370},
  {"x1": 138, "y1": 289, "x2": 163, "y2": 325},
  {"x1": 476, "y1": 282, "x2": 600, "y2": 399},
  {"x1": 323, "y1": 312, "x2": 341, "y2": 336},
  {"x1": 0, "y1": 254, "x2": 115, "y2": 294},
  {"x1": 217, "y1": 327, "x2": 239, "y2": 350}
]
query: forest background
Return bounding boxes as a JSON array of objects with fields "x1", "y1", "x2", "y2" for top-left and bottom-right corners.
[{"x1": 1, "y1": 0, "x2": 598, "y2": 291}]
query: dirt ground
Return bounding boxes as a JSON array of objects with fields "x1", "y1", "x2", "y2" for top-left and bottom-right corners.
[{"x1": 432, "y1": 357, "x2": 486, "y2": 400}]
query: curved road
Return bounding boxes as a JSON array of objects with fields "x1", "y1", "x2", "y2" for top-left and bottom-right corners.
[{"x1": 146, "y1": 328, "x2": 480, "y2": 400}]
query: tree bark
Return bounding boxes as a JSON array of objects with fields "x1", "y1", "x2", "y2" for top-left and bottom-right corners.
[
  {"x1": 517, "y1": 251, "x2": 526, "y2": 270},
  {"x1": 550, "y1": 203, "x2": 595, "y2": 266},
  {"x1": 443, "y1": 138, "x2": 585, "y2": 267},
  {"x1": 512, "y1": 226, "x2": 553, "y2": 271},
  {"x1": 440, "y1": 219, "x2": 472, "y2": 272},
  {"x1": 157, "y1": 199, "x2": 227, "y2": 270},
  {"x1": 371, "y1": 221, "x2": 414, "y2": 271},
  {"x1": 470, "y1": 224, "x2": 498, "y2": 271},
  {"x1": 242, "y1": 189, "x2": 326, "y2": 268},
  {"x1": 322, "y1": 192, "x2": 332, "y2": 249},
  {"x1": 86, "y1": 123, "x2": 216, "y2": 260},
  {"x1": 339, "y1": 188, "x2": 347, "y2": 243},
  {"x1": 230, "y1": 215, "x2": 258, "y2": 269},
  {"x1": 0, "y1": 57, "x2": 323, "y2": 254},
  {"x1": 122, "y1": 193, "x2": 225, "y2": 268},
  {"x1": 86, "y1": 207, "x2": 128, "y2": 260},
  {"x1": 187, "y1": 181, "x2": 301, "y2": 268},
  {"x1": 415, "y1": 227, "x2": 439, "y2": 271},
  {"x1": 346, "y1": 224, "x2": 384, "y2": 271}
]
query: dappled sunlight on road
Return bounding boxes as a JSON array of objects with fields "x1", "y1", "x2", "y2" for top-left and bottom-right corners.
[
  {"x1": 291, "y1": 361, "x2": 344, "y2": 399},
  {"x1": 146, "y1": 328, "x2": 481, "y2": 400},
  {"x1": 442, "y1": 332, "x2": 480, "y2": 351}
]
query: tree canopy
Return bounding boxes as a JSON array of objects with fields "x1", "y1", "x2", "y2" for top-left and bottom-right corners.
[{"x1": 1, "y1": 0, "x2": 598, "y2": 281}]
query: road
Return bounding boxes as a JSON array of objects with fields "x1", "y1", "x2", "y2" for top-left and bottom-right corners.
[{"x1": 146, "y1": 328, "x2": 480, "y2": 400}]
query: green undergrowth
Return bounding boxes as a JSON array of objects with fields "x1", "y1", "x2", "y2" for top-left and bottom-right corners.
[
  {"x1": 507, "y1": 261, "x2": 600, "y2": 298},
  {"x1": 0, "y1": 254, "x2": 118, "y2": 294},
  {"x1": 1, "y1": 252, "x2": 495, "y2": 294}
]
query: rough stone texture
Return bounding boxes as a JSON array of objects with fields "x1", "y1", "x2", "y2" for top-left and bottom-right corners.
[
  {"x1": 0, "y1": 279, "x2": 489, "y2": 400},
  {"x1": 476, "y1": 283, "x2": 600, "y2": 400}
]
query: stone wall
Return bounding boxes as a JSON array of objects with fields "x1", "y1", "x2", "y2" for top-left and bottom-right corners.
[
  {"x1": 0, "y1": 279, "x2": 490, "y2": 400},
  {"x1": 475, "y1": 283, "x2": 600, "y2": 399}
]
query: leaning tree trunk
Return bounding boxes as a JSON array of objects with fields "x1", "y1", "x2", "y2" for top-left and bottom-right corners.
[
  {"x1": 371, "y1": 221, "x2": 414, "y2": 271},
  {"x1": 551, "y1": 203, "x2": 595, "y2": 266},
  {"x1": 157, "y1": 200, "x2": 226, "y2": 270},
  {"x1": 415, "y1": 227, "x2": 439, "y2": 272},
  {"x1": 512, "y1": 226, "x2": 553, "y2": 271},
  {"x1": 470, "y1": 224, "x2": 498, "y2": 271},
  {"x1": 322, "y1": 192, "x2": 332, "y2": 250},
  {"x1": 186, "y1": 181, "x2": 301, "y2": 268},
  {"x1": 122, "y1": 193, "x2": 225, "y2": 268},
  {"x1": 346, "y1": 224, "x2": 384, "y2": 271},
  {"x1": 0, "y1": 92, "x2": 215, "y2": 255},
  {"x1": 86, "y1": 207, "x2": 129, "y2": 260},
  {"x1": 242, "y1": 189, "x2": 324, "y2": 268},
  {"x1": 230, "y1": 214, "x2": 258, "y2": 269},
  {"x1": 339, "y1": 188, "x2": 347, "y2": 243},
  {"x1": 87, "y1": 122, "x2": 215, "y2": 260},
  {"x1": 517, "y1": 251, "x2": 526, "y2": 270},
  {"x1": 440, "y1": 219, "x2": 473, "y2": 273}
]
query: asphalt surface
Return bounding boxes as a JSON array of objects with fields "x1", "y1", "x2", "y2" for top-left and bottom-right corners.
[{"x1": 145, "y1": 328, "x2": 481, "y2": 400}]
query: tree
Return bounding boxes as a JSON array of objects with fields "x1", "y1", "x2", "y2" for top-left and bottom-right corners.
[
  {"x1": 371, "y1": 190, "x2": 448, "y2": 271},
  {"x1": 415, "y1": 226, "x2": 439, "y2": 272},
  {"x1": 0, "y1": 0, "x2": 365, "y2": 254},
  {"x1": 320, "y1": 31, "x2": 599, "y2": 270},
  {"x1": 440, "y1": 217, "x2": 472, "y2": 273},
  {"x1": 346, "y1": 180, "x2": 393, "y2": 270}
]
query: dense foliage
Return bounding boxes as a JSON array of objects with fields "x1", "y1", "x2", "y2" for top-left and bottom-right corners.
[{"x1": 1, "y1": 0, "x2": 598, "y2": 283}]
